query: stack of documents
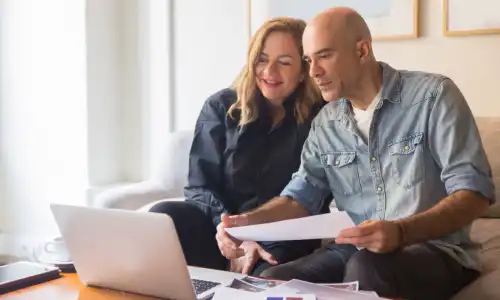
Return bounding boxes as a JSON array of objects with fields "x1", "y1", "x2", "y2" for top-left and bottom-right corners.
[
  {"x1": 225, "y1": 211, "x2": 355, "y2": 241},
  {"x1": 211, "y1": 276, "x2": 384, "y2": 299}
]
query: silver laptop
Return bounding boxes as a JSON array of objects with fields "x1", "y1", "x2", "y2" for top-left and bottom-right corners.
[{"x1": 50, "y1": 203, "x2": 242, "y2": 300}]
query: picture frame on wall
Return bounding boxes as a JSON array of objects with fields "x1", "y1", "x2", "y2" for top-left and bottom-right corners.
[
  {"x1": 248, "y1": 0, "x2": 420, "y2": 41},
  {"x1": 443, "y1": 0, "x2": 500, "y2": 36}
]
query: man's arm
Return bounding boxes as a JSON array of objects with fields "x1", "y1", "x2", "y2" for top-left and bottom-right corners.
[
  {"x1": 397, "y1": 190, "x2": 489, "y2": 246},
  {"x1": 241, "y1": 196, "x2": 309, "y2": 224},
  {"x1": 399, "y1": 78, "x2": 495, "y2": 245},
  {"x1": 337, "y1": 78, "x2": 495, "y2": 253}
]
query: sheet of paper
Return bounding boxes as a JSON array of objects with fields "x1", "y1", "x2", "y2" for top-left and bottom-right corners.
[
  {"x1": 211, "y1": 287, "x2": 316, "y2": 300},
  {"x1": 319, "y1": 281, "x2": 359, "y2": 291},
  {"x1": 225, "y1": 211, "x2": 355, "y2": 241},
  {"x1": 265, "y1": 279, "x2": 381, "y2": 299}
]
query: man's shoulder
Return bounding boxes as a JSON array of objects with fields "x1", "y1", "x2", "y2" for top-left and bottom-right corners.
[
  {"x1": 398, "y1": 68, "x2": 449, "y2": 87},
  {"x1": 394, "y1": 67, "x2": 453, "y2": 107}
]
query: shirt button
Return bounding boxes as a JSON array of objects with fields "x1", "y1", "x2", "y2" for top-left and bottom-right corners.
[
  {"x1": 404, "y1": 145, "x2": 410, "y2": 151},
  {"x1": 335, "y1": 161, "x2": 340, "y2": 166},
  {"x1": 377, "y1": 186, "x2": 383, "y2": 192},
  {"x1": 371, "y1": 156, "x2": 377, "y2": 162}
]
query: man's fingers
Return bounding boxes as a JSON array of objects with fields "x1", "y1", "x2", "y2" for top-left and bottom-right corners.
[
  {"x1": 257, "y1": 248, "x2": 278, "y2": 265},
  {"x1": 359, "y1": 220, "x2": 375, "y2": 226},
  {"x1": 338, "y1": 222, "x2": 377, "y2": 238},
  {"x1": 221, "y1": 213, "x2": 249, "y2": 228},
  {"x1": 336, "y1": 234, "x2": 375, "y2": 246},
  {"x1": 221, "y1": 214, "x2": 232, "y2": 227}
]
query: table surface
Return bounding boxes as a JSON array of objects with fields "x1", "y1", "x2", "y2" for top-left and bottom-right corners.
[
  {"x1": 2, "y1": 273, "x2": 160, "y2": 300},
  {"x1": 3, "y1": 272, "x2": 397, "y2": 300}
]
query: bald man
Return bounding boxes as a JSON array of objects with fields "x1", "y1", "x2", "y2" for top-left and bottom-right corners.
[{"x1": 215, "y1": 8, "x2": 495, "y2": 299}]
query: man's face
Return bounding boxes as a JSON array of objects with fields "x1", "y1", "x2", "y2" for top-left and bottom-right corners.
[{"x1": 302, "y1": 25, "x2": 361, "y2": 101}]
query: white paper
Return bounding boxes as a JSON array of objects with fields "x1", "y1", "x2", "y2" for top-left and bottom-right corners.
[
  {"x1": 265, "y1": 280, "x2": 381, "y2": 299},
  {"x1": 225, "y1": 212, "x2": 355, "y2": 241},
  {"x1": 212, "y1": 287, "x2": 316, "y2": 300},
  {"x1": 320, "y1": 281, "x2": 359, "y2": 291}
]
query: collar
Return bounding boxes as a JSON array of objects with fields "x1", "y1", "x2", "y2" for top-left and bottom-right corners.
[
  {"x1": 378, "y1": 61, "x2": 402, "y2": 106},
  {"x1": 333, "y1": 61, "x2": 402, "y2": 120}
]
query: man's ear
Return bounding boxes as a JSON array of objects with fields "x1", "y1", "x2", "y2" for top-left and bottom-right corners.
[{"x1": 356, "y1": 40, "x2": 371, "y2": 60}]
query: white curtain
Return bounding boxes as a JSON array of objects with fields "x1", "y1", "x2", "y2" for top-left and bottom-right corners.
[{"x1": 0, "y1": 0, "x2": 88, "y2": 238}]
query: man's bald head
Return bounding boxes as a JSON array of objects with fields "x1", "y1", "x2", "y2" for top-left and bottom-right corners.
[
  {"x1": 302, "y1": 7, "x2": 378, "y2": 102},
  {"x1": 308, "y1": 7, "x2": 371, "y2": 46}
]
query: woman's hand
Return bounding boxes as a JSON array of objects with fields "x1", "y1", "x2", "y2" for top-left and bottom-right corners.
[
  {"x1": 229, "y1": 241, "x2": 278, "y2": 274},
  {"x1": 216, "y1": 213, "x2": 249, "y2": 259}
]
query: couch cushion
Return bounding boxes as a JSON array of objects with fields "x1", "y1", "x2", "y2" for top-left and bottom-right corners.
[
  {"x1": 470, "y1": 219, "x2": 500, "y2": 273},
  {"x1": 476, "y1": 117, "x2": 500, "y2": 218},
  {"x1": 153, "y1": 130, "x2": 194, "y2": 190},
  {"x1": 452, "y1": 218, "x2": 500, "y2": 299}
]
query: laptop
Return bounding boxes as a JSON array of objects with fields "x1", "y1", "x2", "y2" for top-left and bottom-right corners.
[{"x1": 50, "y1": 203, "x2": 243, "y2": 300}]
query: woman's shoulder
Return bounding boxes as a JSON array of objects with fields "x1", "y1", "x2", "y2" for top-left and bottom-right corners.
[{"x1": 204, "y1": 88, "x2": 238, "y2": 112}]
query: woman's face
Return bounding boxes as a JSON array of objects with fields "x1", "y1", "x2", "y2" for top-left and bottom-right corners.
[{"x1": 255, "y1": 31, "x2": 303, "y2": 107}]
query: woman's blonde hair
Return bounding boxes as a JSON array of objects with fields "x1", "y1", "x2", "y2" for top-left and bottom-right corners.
[{"x1": 228, "y1": 17, "x2": 321, "y2": 126}]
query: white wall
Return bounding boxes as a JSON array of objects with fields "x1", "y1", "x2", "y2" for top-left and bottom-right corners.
[
  {"x1": 91, "y1": 0, "x2": 500, "y2": 186},
  {"x1": 372, "y1": 0, "x2": 500, "y2": 117},
  {"x1": 172, "y1": 0, "x2": 248, "y2": 130},
  {"x1": 0, "y1": 0, "x2": 88, "y2": 236}
]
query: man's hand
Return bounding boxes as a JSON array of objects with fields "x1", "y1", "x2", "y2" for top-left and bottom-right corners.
[
  {"x1": 335, "y1": 220, "x2": 403, "y2": 253},
  {"x1": 216, "y1": 213, "x2": 250, "y2": 259},
  {"x1": 229, "y1": 241, "x2": 278, "y2": 274}
]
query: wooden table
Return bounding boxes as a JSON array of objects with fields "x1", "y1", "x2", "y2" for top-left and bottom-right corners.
[
  {"x1": 3, "y1": 272, "x2": 397, "y2": 300},
  {"x1": 2, "y1": 273, "x2": 161, "y2": 300}
]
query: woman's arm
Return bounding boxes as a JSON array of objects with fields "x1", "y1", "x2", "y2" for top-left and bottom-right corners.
[{"x1": 184, "y1": 93, "x2": 229, "y2": 227}]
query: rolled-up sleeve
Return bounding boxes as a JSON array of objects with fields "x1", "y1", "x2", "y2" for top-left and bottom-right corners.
[
  {"x1": 280, "y1": 120, "x2": 331, "y2": 215},
  {"x1": 429, "y1": 78, "x2": 496, "y2": 204}
]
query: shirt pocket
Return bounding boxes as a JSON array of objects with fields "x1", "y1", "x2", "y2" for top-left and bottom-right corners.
[
  {"x1": 320, "y1": 151, "x2": 362, "y2": 196},
  {"x1": 388, "y1": 133, "x2": 424, "y2": 189}
]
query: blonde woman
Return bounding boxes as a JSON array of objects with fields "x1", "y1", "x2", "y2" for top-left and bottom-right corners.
[{"x1": 149, "y1": 17, "x2": 329, "y2": 276}]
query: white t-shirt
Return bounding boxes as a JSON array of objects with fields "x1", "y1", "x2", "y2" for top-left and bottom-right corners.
[{"x1": 352, "y1": 90, "x2": 382, "y2": 144}]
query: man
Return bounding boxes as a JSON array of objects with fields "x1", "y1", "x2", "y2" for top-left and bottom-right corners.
[{"x1": 216, "y1": 7, "x2": 495, "y2": 300}]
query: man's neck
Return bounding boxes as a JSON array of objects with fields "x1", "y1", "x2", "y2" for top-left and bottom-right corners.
[{"x1": 348, "y1": 63, "x2": 383, "y2": 110}]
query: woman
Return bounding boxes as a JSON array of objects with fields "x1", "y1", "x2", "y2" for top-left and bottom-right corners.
[{"x1": 149, "y1": 17, "x2": 329, "y2": 276}]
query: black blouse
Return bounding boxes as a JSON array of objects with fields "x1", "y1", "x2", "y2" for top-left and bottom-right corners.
[{"x1": 184, "y1": 88, "x2": 330, "y2": 226}]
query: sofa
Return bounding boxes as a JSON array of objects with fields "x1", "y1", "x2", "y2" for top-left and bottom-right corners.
[{"x1": 94, "y1": 117, "x2": 500, "y2": 299}]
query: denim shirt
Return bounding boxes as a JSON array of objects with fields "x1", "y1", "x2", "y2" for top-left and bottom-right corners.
[{"x1": 281, "y1": 62, "x2": 496, "y2": 270}]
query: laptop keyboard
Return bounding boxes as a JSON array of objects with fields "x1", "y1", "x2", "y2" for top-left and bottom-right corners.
[{"x1": 192, "y1": 278, "x2": 221, "y2": 295}]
